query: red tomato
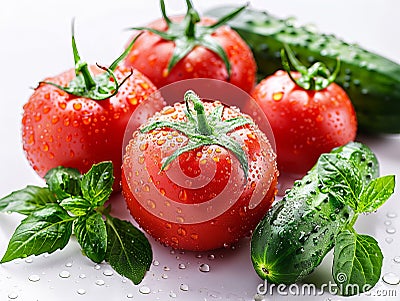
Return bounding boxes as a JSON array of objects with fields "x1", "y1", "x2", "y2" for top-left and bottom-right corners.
[
  {"x1": 122, "y1": 91, "x2": 277, "y2": 251},
  {"x1": 22, "y1": 66, "x2": 156, "y2": 190},
  {"x1": 123, "y1": 2, "x2": 256, "y2": 93},
  {"x1": 252, "y1": 70, "x2": 357, "y2": 175}
]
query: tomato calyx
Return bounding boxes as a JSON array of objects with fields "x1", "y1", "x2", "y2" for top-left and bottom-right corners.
[
  {"x1": 140, "y1": 90, "x2": 252, "y2": 179},
  {"x1": 41, "y1": 21, "x2": 141, "y2": 101},
  {"x1": 281, "y1": 44, "x2": 341, "y2": 91},
  {"x1": 130, "y1": 0, "x2": 247, "y2": 79}
]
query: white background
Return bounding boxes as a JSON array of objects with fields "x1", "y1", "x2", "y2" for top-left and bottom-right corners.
[{"x1": 0, "y1": 0, "x2": 399, "y2": 300}]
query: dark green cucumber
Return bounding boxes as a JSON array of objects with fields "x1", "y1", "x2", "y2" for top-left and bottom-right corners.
[
  {"x1": 250, "y1": 142, "x2": 379, "y2": 284},
  {"x1": 206, "y1": 6, "x2": 400, "y2": 133}
]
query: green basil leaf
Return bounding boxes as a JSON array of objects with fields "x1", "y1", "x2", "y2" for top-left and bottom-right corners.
[
  {"x1": 0, "y1": 204, "x2": 74, "y2": 263},
  {"x1": 81, "y1": 162, "x2": 114, "y2": 207},
  {"x1": 74, "y1": 212, "x2": 107, "y2": 263},
  {"x1": 332, "y1": 230, "x2": 383, "y2": 296},
  {"x1": 317, "y1": 153, "x2": 363, "y2": 211},
  {"x1": 359, "y1": 175, "x2": 395, "y2": 213},
  {"x1": 0, "y1": 186, "x2": 56, "y2": 215},
  {"x1": 105, "y1": 216, "x2": 152, "y2": 284},
  {"x1": 45, "y1": 166, "x2": 82, "y2": 199},
  {"x1": 60, "y1": 197, "x2": 92, "y2": 216}
]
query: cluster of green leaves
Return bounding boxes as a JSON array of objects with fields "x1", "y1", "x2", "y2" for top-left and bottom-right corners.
[
  {"x1": 0, "y1": 162, "x2": 152, "y2": 285},
  {"x1": 317, "y1": 150, "x2": 395, "y2": 296}
]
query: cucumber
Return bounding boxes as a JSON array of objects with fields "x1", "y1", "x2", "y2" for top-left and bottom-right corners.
[
  {"x1": 206, "y1": 6, "x2": 400, "y2": 134},
  {"x1": 250, "y1": 142, "x2": 379, "y2": 284}
]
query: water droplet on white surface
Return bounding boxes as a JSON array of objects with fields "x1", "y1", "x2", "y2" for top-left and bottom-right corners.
[
  {"x1": 163, "y1": 266, "x2": 170, "y2": 271},
  {"x1": 94, "y1": 264, "x2": 101, "y2": 270},
  {"x1": 199, "y1": 263, "x2": 210, "y2": 272},
  {"x1": 170, "y1": 250, "x2": 175, "y2": 255},
  {"x1": 127, "y1": 293, "x2": 134, "y2": 298},
  {"x1": 384, "y1": 220, "x2": 392, "y2": 226},
  {"x1": 65, "y1": 262, "x2": 73, "y2": 267},
  {"x1": 195, "y1": 254, "x2": 202, "y2": 258},
  {"x1": 8, "y1": 292, "x2": 18, "y2": 299},
  {"x1": 382, "y1": 272, "x2": 400, "y2": 285},
  {"x1": 28, "y1": 274, "x2": 40, "y2": 282},
  {"x1": 386, "y1": 237, "x2": 393, "y2": 244},
  {"x1": 59, "y1": 271, "x2": 70, "y2": 278},
  {"x1": 180, "y1": 283, "x2": 189, "y2": 291},
  {"x1": 79, "y1": 274, "x2": 86, "y2": 279},
  {"x1": 139, "y1": 286, "x2": 151, "y2": 294},
  {"x1": 169, "y1": 291, "x2": 177, "y2": 298},
  {"x1": 387, "y1": 212, "x2": 398, "y2": 219},
  {"x1": 153, "y1": 260, "x2": 160, "y2": 266},
  {"x1": 386, "y1": 227, "x2": 396, "y2": 234},
  {"x1": 95, "y1": 279, "x2": 105, "y2": 286},
  {"x1": 25, "y1": 258, "x2": 33, "y2": 263},
  {"x1": 77, "y1": 289, "x2": 86, "y2": 295},
  {"x1": 161, "y1": 273, "x2": 168, "y2": 279},
  {"x1": 178, "y1": 263, "x2": 186, "y2": 269},
  {"x1": 254, "y1": 293, "x2": 266, "y2": 301},
  {"x1": 122, "y1": 278, "x2": 127, "y2": 283},
  {"x1": 103, "y1": 269, "x2": 114, "y2": 276},
  {"x1": 394, "y1": 256, "x2": 400, "y2": 263}
]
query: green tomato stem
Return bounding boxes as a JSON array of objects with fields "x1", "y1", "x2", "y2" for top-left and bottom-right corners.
[{"x1": 184, "y1": 90, "x2": 213, "y2": 135}]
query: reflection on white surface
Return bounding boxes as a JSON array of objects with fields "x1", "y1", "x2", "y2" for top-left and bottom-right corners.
[{"x1": 1, "y1": 0, "x2": 400, "y2": 300}]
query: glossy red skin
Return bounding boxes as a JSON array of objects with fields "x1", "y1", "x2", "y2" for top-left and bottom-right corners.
[
  {"x1": 124, "y1": 16, "x2": 256, "y2": 93},
  {"x1": 252, "y1": 70, "x2": 357, "y2": 175},
  {"x1": 22, "y1": 66, "x2": 157, "y2": 190},
  {"x1": 122, "y1": 101, "x2": 278, "y2": 251}
]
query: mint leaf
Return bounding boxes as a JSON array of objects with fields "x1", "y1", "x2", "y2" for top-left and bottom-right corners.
[
  {"x1": 0, "y1": 204, "x2": 74, "y2": 263},
  {"x1": 0, "y1": 186, "x2": 56, "y2": 215},
  {"x1": 59, "y1": 197, "x2": 92, "y2": 216},
  {"x1": 332, "y1": 230, "x2": 383, "y2": 296},
  {"x1": 81, "y1": 162, "x2": 113, "y2": 207},
  {"x1": 359, "y1": 175, "x2": 395, "y2": 213},
  {"x1": 74, "y1": 212, "x2": 107, "y2": 263},
  {"x1": 45, "y1": 166, "x2": 82, "y2": 199},
  {"x1": 105, "y1": 216, "x2": 152, "y2": 284},
  {"x1": 317, "y1": 153, "x2": 363, "y2": 210}
]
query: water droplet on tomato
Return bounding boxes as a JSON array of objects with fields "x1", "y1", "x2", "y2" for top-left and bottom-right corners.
[
  {"x1": 139, "y1": 142, "x2": 148, "y2": 151},
  {"x1": 157, "y1": 139, "x2": 166, "y2": 146},
  {"x1": 139, "y1": 81, "x2": 149, "y2": 90},
  {"x1": 58, "y1": 102, "x2": 67, "y2": 110},
  {"x1": 272, "y1": 91, "x2": 284, "y2": 101},
  {"x1": 146, "y1": 199, "x2": 156, "y2": 209},
  {"x1": 177, "y1": 227, "x2": 187, "y2": 236},
  {"x1": 190, "y1": 233, "x2": 199, "y2": 240},
  {"x1": 138, "y1": 156, "x2": 145, "y2": 164},
  {"x1": 42, "y1": 143, "x2": 49, "y2": 152},
  {"x1": 178, "y1": 189, "x2": 188, "y2": 201},
  {"x1": 73, "y1": 103, "x2": 82, "y2": 111}
]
